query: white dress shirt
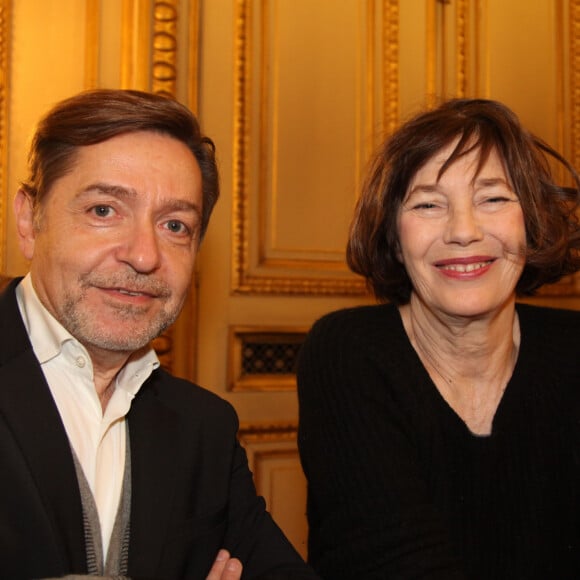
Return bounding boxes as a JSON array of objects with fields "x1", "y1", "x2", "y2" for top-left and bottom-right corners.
[{"x1": 15, "y1": 274, "x2": 160, "y2": 557}]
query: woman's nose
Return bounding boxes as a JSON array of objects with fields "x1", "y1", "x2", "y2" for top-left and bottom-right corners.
[{"x1": 443, "y1": 206, "x2": 483, "y2": 245}]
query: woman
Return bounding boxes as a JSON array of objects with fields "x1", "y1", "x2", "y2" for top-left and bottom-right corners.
[{"x1": 297, "y1": 99, "x2": 580, "y2": 579}]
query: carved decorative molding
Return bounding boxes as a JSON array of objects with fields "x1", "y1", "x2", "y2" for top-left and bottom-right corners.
[
  {"x1": 232, "y1": 0, "x2": 398, "y2": 295},
  {"x1": 455, "y1": 0, "x2": 468, "y2": 97},
  {"x1": 148, "y1": 0, "x2": 200, "y2": 376},
  {"x1": 541, "y1": 0, "x2": 580, "y2": 297},
  {"x1": 239, "y1": 421, "x2": 298, "y2": 443},
  {"x1": 0, "y1": 0, "x2": 9, "y2": 273},
  {"x1": 152, "y1": 0, "x2": 178, "y2": 96},
  {"x1": 571, "y1": 0, "x2": 580, "y2": 171},
  {"x1": 383, "y1": 0, "x2": 400, "y2": 136}
]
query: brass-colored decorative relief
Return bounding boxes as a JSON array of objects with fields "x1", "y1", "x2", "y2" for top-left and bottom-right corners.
[
  {"x1": 147, "y1": 0, "x2": 199, "y2": 376},
  {"x1": 239, "y1": 421, "x2": 298, "y2": 444},
  {"x1": 383, "y1": 0, "x2": 400, "y2": 135},
  {"x1": 228, "y1": 326, "x2": 308, "y2": 392},
  {"x1": 541, "y1": 0, "x2": 580, "y2": 297},
  {"x1": 0, "y1": 0, "x2": 9, "y2": 273},
  {"x1": 455, "y1": 0, "x2": 469, "y2": 97},
  {"x1": 152, "y1": 0, "x2": 178, "y2": 96},
  {"x1": 571, "y1": 0, "x2": 580, "y2": 171},
  {"x1": 232, "y1": 0, "x2": 399, "y2": 295}
]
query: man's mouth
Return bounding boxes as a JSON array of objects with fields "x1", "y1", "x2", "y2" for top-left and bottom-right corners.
[{"x1": 117, "y1": 288, "x2": 149, "y2": 297}]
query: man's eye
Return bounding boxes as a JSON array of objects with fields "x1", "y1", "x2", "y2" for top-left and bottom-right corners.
[
  {"x1": 91, "y1": 205, "x2": 113, "y2": 217},
  {"x1": 166, "y1": 220, "x2": 188, "y2": 234}
]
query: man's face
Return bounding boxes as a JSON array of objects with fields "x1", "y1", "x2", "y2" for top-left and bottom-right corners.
[{"x1": 16, "y1": 130, "x2": 203, "y2": 356}]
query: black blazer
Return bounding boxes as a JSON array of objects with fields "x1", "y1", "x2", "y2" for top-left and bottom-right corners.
[{"x1": 0, "y1": 279, "x2": 316, "y2": 579}]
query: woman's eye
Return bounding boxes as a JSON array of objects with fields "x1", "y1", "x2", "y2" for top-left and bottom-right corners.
[{"x1": 481, "y1": 194, "x2": 519, "y2": 207}]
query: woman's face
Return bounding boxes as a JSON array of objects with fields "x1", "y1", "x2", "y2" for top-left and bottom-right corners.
[{"x1": 397, "y1": 142, "x2": 526, "y2": 319}]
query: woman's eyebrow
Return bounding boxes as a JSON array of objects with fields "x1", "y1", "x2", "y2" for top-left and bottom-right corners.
[
  {"x1": 407, "y1": 183, "x2": 441, "y2": 196},
  {"x1": 473, "y1": 177, "x2": 511, "y2": 188}
]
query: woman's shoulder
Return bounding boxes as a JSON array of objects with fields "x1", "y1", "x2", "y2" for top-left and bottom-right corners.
[
  {"x1": 516, "y1": 303, "x2": 580, "y2": 372},
  {"x1": 308, "y1": 302, "x2": 401, "y2": 340},
  {"x1": 517, "y1": 302, "x2": 580, "y2": 334},
  {"x1": 301, "y1": 303, "x2": 410, "y2": 368}
]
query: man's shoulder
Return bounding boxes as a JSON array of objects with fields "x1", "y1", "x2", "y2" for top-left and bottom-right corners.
[
  {"x1": 143, "y1": 368, "x2": 236, "y2": 419},
  {"x1": 0, "y1": 277, "x2": 33, "y2": 364},
  {"x1": 0, "y1": 274, "x2": 13, "y2": 293}
]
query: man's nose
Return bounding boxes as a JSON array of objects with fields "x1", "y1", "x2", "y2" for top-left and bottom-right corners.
[{"x1": 116, "y1": 221, "x2": 162, "y2": 273}]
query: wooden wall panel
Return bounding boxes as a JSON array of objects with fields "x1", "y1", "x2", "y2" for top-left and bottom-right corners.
[{"x1": 232, "y1": 0, "x2": 399, "y2": 295}]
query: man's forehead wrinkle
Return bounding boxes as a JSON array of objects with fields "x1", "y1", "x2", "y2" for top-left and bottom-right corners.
[{"x1": 77, "y1": 183, "x2": 201, "y2": 212}]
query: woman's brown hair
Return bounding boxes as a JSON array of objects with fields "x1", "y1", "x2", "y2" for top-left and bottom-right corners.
[{"x1": 347, "y1": 98, "x2": 580, "y2": 303}]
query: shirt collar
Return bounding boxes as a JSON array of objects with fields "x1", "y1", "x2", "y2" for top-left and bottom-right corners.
[{"x1": 15, "y1": 273, "x2": 160, "y2": 394}]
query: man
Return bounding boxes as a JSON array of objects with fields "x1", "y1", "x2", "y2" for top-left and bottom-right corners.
[{"x1": 0, "y1": 89, "x2": 316, "y2": 579}]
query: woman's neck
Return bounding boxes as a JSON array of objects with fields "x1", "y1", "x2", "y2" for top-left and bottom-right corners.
[{"x1": 399, "y1": 297, "x2": 521, "y2": 435}]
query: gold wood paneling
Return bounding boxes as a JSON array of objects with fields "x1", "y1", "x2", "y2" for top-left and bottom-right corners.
[
  {"x1": 0, "y1": 0, "x2": 9, "y2": 272},
  {"x1": 427, "y1": 0, "x2": 471, "y2": 102},
  {"x1": 238, "y1": 422, "x2": 307, "y2": 559},
  {"x1": 232, "y1": 0, "x2": 398, "y2": 295},
  {"x1": 121, "y1": 0, "x2": 153, "y2": 90},
  {"x1": 426, "y1": 0, "x2": 437, "y2": 106},
  {"x1": 537, "y1": 0, "x2": 580, "y2": 297},
  {"x1": 85, "y1": 0, "x2": 100, "y2": 88}
]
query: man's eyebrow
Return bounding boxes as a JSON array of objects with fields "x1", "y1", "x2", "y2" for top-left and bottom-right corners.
[
  {"x1": 77, "y1": 182, "x2": 202, "y2": 215},
  {"x1": 77, "y1": 182, "x2": 138, "y2": 199}
]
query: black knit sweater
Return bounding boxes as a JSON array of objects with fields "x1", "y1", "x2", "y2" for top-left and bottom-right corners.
[{"x1": 297, "y1": 303, "x2": 580, "y2": 579}]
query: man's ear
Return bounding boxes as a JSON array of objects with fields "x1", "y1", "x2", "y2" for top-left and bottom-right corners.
[{"x1": 14, "y1": 188, "x2": 37, "y2": 260}]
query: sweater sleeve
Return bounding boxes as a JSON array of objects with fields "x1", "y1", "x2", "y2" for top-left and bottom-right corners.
[{"x1": 297, "y1": 308, "x2": 466, "y2": 580}]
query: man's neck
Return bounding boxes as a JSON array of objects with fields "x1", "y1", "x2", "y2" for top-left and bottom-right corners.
[{"x1": 86, "y1": 347, "x2": 132, "y2": 412}]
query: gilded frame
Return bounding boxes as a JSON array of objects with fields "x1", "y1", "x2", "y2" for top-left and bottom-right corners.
[
  {"x1": 146, "y1": 0, "x2": 201, "y2": 378},
  {"x1": 0, "y1": 0, "x2": 10, "y2": 273},
  {"x1": 231, "y1": 0, "x2": 400, "y2": 295}
]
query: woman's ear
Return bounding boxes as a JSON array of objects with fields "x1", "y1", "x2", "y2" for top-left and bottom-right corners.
[{"x1": 14, "y1": 189, "x2": 37, "y2": 260}]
